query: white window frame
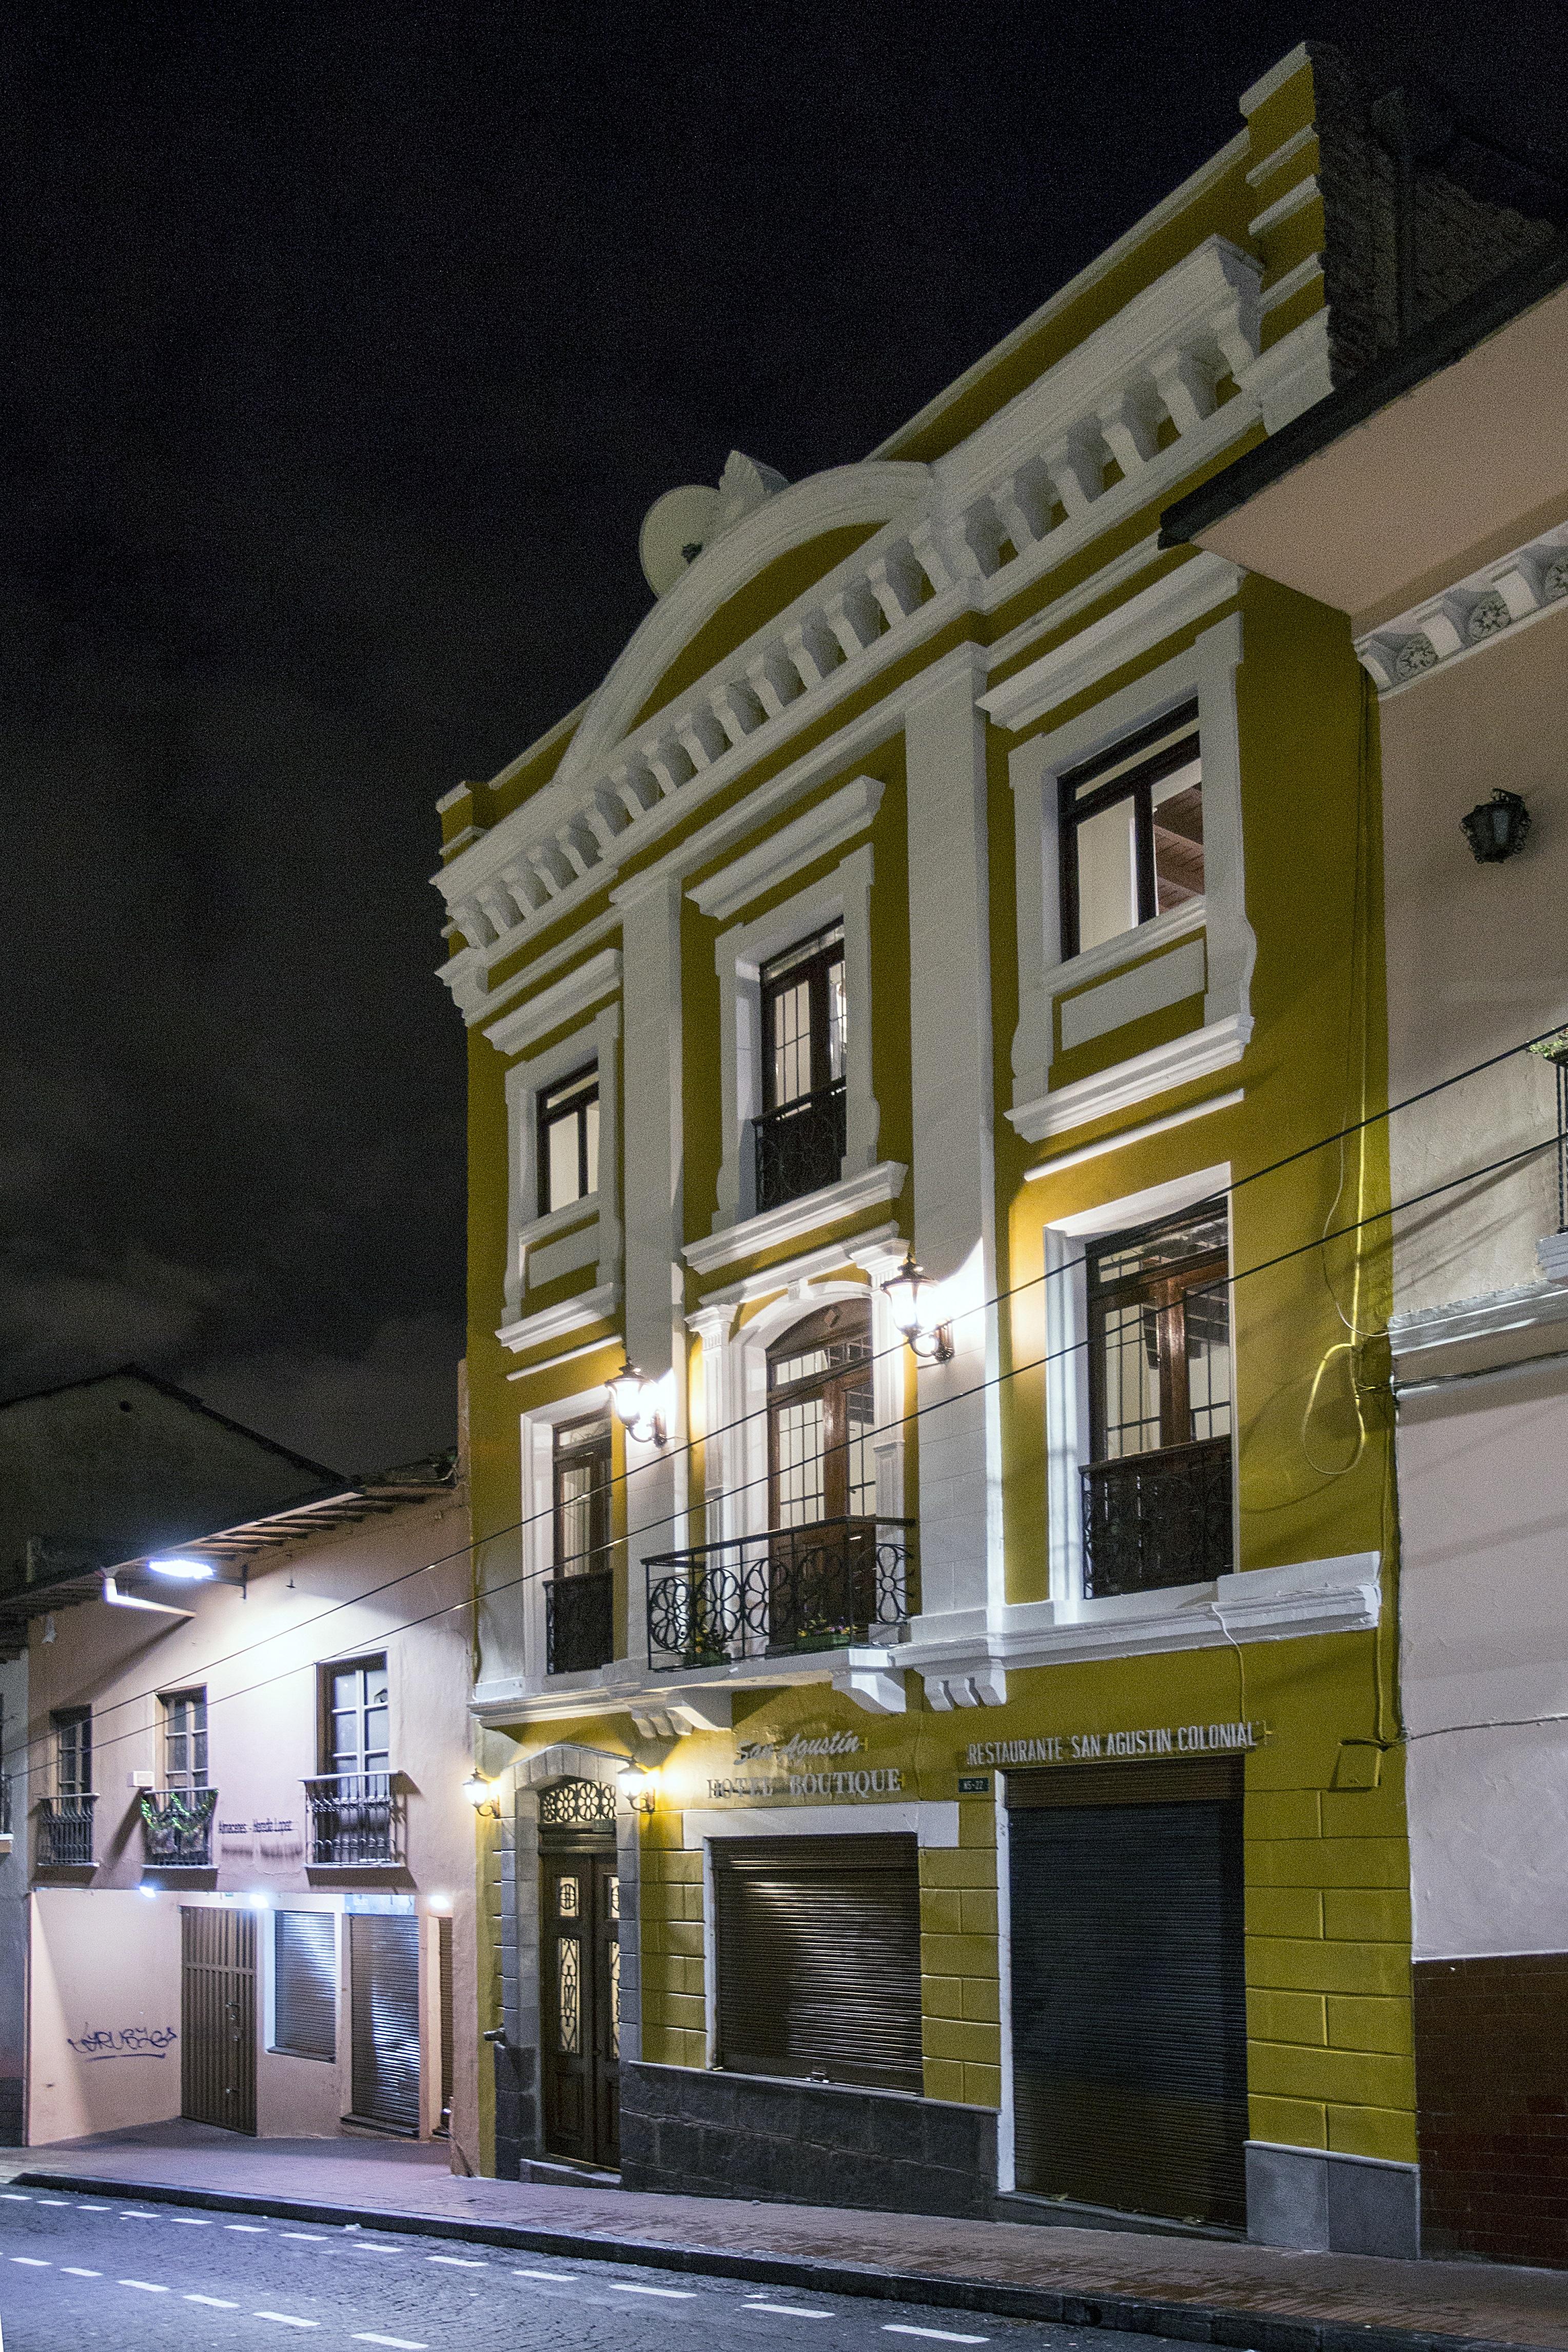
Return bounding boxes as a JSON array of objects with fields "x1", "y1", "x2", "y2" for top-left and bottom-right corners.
[
  {"x1": 501, "y1": 1005, "x2": 622, "y2": 1319},
  {"x1": 518, "y1": 1382, "x2": 621, "y2": 1688},
  {"x1": 1008, "y1": 613, "x2": 1252, "y2": 1129},
  {"x1": 1040, "y1": 1162, "x2": 1235, "y2": 1611},
  {"x1": 710, "y1": 845, "x2": 879, "y2": 1234}
]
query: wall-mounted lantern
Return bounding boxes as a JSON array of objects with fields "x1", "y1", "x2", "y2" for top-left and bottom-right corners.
[
  {"x1": 883, "y1": 1252, "x2": 954, "y2": 1365},
  {"x1": 1461, "y1": 788, "x2": 1531, "y2": 864},
  {"x1": 607, "y1": 1363, "x2": 667, "y2": 1448},
  {"x1": 462, "y1": 1771, "x2": 501, "y2": 1819},
  {"x1": 618, "y1": 1762, "x2": 658, "y2": 1814}
]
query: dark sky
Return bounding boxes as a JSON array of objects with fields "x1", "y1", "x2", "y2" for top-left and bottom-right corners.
[{"x1": 3, "y1": 2, "x2": 1564, "y2": 1477}]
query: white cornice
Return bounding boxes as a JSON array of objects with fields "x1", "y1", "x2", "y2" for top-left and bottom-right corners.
[
  {"x1": 979, "y1": 552, "x2": 1241, "y2": 730},
  {"x1": 1008, "y1": 1012, "x2": 1250, "y2": 1144},
  {"x1": 690, "y1": 1221, "x2": 905, "y2": 1312},
  {"x1": 1357, "y1": 518, "x2": 1568, "y2": 697},
  {"x1": 683, "y1": 1162, "x2": 908, "y2": 1279},
  {"x1": 482, "y1": 947, "x2": 621, "y2": 1059},
  {"x1": 495, "y1": 1280, "x2": 620, "y2": 1360},
  {"x1": 688, "y1": 776, "x2": 885, "y2": 922},
  {"x1": 1239, "y1": 42, "x2": 1310, "y2": 117},
  {"x1": 1388, "y1": 1272, "x2": 1568, "y2": 1364}
]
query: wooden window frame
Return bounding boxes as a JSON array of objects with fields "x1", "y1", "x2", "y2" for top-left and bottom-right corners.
[
  {"x1": 759, "y1": 926, "x2": 845, "y2": 1114},
  {"x1": 551, "y1": 1413, "x2": 613, "y2": 1581},
  {"x1": 320, "y1": 1654, "x2": 390, "y2": 1779},
  {"x1": 1086, "y1": 1209, "x2": 1228, "y2": 1463},
  {"x1": 766, "y1": 1300, "x2": 873, "y2": 1528},
  {"x1": 1058, "y1": 699, "x2": 1201, "y2": 962}
]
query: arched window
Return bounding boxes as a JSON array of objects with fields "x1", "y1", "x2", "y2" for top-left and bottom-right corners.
[{"x1": 766, "y1": 1298, "x2": 875, "y2": 1530}]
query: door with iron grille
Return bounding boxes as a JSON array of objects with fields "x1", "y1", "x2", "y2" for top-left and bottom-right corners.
[
  {"x1": 349, "y1": 1913, "x2": 421, "y2": 2132},
  {"x1": 540, "y1": 1789, "x2": 620, "y2": 2167},
  {"x1": 1007, "y1": 1758, "x2": 1247, "y2": 2228},
  {"x1": 181, "y1": 1906, "x2": 257, "y2": 2135}
]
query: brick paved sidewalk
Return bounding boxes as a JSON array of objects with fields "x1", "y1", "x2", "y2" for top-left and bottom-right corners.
[{"x1": 5, "y1": 2124, "x2": 1566, "y2": 2351}]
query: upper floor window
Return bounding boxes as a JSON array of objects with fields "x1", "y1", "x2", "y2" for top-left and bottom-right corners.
[
  {"x1": 53, "y1": 1707, "x2": 91, "y2": 1796},
  {"x1": 325, "y1": 1657, "x2": 388, "y2": 1779},
  {"x1": 1081, "y1": 1198, "x2": 1232, "y2": 1598},
  {"x1": 756, "y1": 925, "x2": 847, "y2": 1211},
  {"x1": 546, "y1": 1412, "x2": 615, "y2": 1676},
  {"x1": 1060, "y1": 700, "x2": 1202, "y2": 959},
  {"x1": 537, "y1": 1065, "x2": 599, "y2": 1216},
  {"x1": 767, "y1": 1300, "x2": 875, "y2": 1529},
  {"x1": 162, "y1": 1689, "x2": 208, "y2": 1791}
]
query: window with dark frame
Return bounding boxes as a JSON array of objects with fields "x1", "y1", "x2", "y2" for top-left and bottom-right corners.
[
  {"x1": 162, "y1": 1689, "x2": 208, "y2": 1791},
  {"x1": 766, "y1": 1299, "x2": 876, "y2": 1531},
  {"x1": 53, "y1": 1708, "x2": 91, "y2": 1796},
  {"x1": 1081, "y1": 1198, "x2": 1233, "y2": 1598},
  {"x1": 546, "y1": 1413, "x2": 615, "y2": 1674},
  {"x1": 755, "y1": 923, "x2": 847, "y2": 1211},
  {"x1": 537, "y1": 1064, "x2": 599, "y2": 1217},
  {"x1": 1059, "y1": 700, "x2": 1203, "y2": 961}
]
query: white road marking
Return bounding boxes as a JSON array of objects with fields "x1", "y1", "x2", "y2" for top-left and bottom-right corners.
[
  {"x1": 609, "y1": 2283, "x2": 697, "y2": 2299},
  {"x1": 10, "y1": 2257, "x2": 49, "y2": 2267},
  {"x1": 226, "y1": 2222, "x2": 268, "y2": 2231},
  {"x1": 514, "y1": 2268, "x2": 578, "y2": 2281},
  {"x1": 119, "y1": 2211, "x2": 159, "y2": 2220},
  {"x1": 744, "y1": 2305, "x2": 833, "y2": 2319},
  {"x1": 80, "y1": 2204, "x2": 113, "y2": 2211},
  {"x1": 120, "y1": 2280, "x2": 170, "y2": 2292},
  {"x1": 353, "y1": 2337, "x2": 429, "y2": 2349},
  {"x1": 427, "y1": 2254, "x2": 486, "y2": 2267},
  {"x1": 171, "y1": 2217, "x2": 214, "y2": 2226},
  {"x1": 186, "y1": 2295, "x2": 240, "y2": 2308},
  {"x1": 281, "y1": 2232, "x2": 328, "y2": 2241},
  {"x1": 354, "y1": 2245, "x2": 406, "y2": 2255},
  {"x1": 882, "y1": 2330, "x2": 989, "y2": 2345},
  {"x1": 0, "y1": 2193, "x2": 29, "y2": 2201},
  {"x1": 62, "y1": 2268, "x2": 101, "y2": 2278},
  {"x1": 36, "y1": 2199, "x2": 70, "y2": 2206},
  {"x1": 254, "y1": 2316, "x2": 319, "y2": 2329}
]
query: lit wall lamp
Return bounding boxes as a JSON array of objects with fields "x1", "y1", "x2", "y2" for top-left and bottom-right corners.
[
  {"x1": 618, "y1": 1762, "x2": 658, "y2": 1814},
  {"x1": 883, "y1": 1252, "x2": 954, "y2": 1364},
  {"x1": 607, "y1": 1363, "x2": 667, "y2": 1448},
  {"x1": 1461, "y1": 788, "x2": 1531, "y2": 864},
  {"x1": 462, "y1": 1772, "x2": 501, "y2": 1819}
]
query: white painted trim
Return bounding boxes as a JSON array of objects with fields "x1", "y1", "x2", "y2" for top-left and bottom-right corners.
[
  {"x1": 1047, "y1": 1159, "x2": 1230, "y2": 1238},
  {"x1": 1239, "y1": 42, "x2": 1310, "y2": 116},
  {"x1": 982, "y1": 533, "x2": 1167, "y2": 680},
  {"x1": 689, "y1": 1221, "x2": 904, "y2": 1310},
  {"x1": 705, "y1": 846, "x2": 883, "y2": 1237},
  {"x1": 1009, "y1": 1014, "x2": 1249, "y2": 1143},
  {"x1": 1238, "y1": 309, "x2": 1333, "y2": 432},
  {"x1": 495, "y1": 1281, "x2": 620, "y2": 1360},
  {"x1": 1248, "y1": 174, "x2": 1320, "y2": 241},
  {"x1": 1259, "y1": 254, "x2": 1324, "y2": 316},
  {"x1": 1387, "y1": 1275, "x2": 1568, "y2": 1363},
  {"x1": 483, "y1": 947, "x2": 621, "y2": 1058},
  {"x1": 501, "y1": 1004, "x2": 621, "y2": 1317},
  {"x1": 1357, "y1": 518, "x2": 1568, "y2": 697},
  {"x1": 1060, "y1": 936, "x2": 1207, "y2": 1051},
  {"x1": 684, "y1": 1161, "x2": 908, "y2": 1279},
  {"x1": 682, "y1": 1802, "x2": 958, "y2": 1848},
  {"x1": 688, "y1": 776, "x2": 885, "y2": 920},
  {"x1": 980, "y1": 553, "x2": 1241, "y2": 731},
  {"x1": 1246, "y1": 124, "x2": 1317, "y2": 189},
  {"x1": 1025, "y1": 1089, "x2": 1243, "y2": 1181}
]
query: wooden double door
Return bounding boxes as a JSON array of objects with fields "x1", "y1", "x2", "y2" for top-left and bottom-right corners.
[{"x1": 540, "y1": 1841, "x2": 619, "y2": 2167}]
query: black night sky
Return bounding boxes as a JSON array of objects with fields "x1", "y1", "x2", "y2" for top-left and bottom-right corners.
[{"x1": 3, "y1": 2, "x2": 1563, "y2": 1475}]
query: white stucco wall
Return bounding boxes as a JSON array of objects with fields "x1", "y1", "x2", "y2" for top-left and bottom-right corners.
[
  {"x1": 1398, "y1": 1359, "x2": 1568, "y2": 1959},
  {"x1": 29, "y1": 1889, "x2": 182, "y2": 2142}
]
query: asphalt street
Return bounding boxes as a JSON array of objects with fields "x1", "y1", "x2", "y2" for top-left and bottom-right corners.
[{"x1": 0, "y1": 2185, "x2": 1190, "y2": 2352}]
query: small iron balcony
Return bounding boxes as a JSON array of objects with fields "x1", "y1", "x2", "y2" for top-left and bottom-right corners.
[
  {"x1": 139, "y1": 1788, "x2": 217, "y2": 1868},
  {"x1": 754, "y1": 1080, "x2": 846, "y2": 1214},
  {"x1": 1081, "y1": 1435, "x2": 1233, "y2": 1598},
  {"x1": 37, "y1": 1794, "x2": 96, "y2": 1868},
  {"x1": 645, "y1": 1517, "x2": 916, "y2": 1671},
  {"x1": 303, "y1": 1772, "x2": 404, "y2": 1867},
  {"x1": 546, "y1": 1566, "x2": 615, "y2": 1676}
]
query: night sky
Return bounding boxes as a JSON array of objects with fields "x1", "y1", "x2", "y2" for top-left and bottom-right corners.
[{"x1": 4, "y1": 3, "x2": 1563, "y2": 1476}]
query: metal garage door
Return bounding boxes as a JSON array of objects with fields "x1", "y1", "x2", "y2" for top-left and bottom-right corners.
[
  {"x1": 1008, "y1": 1757, "x2": 1246, "y2": 2228},
  {"x1": 181, "y1": 1906, "x2": 257, "y2": 2135},
  {"x1": 348, "y1": 1913, "x2": 420, "y2": 2131}
]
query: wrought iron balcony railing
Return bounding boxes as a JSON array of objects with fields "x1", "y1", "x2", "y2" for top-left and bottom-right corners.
[
  {"x1": 303, "y1": 1772, "x2": 404, "y2": 1867},
  {"x1": 37, "y1": 1794, "x2": 96, "y2": 1868},
  {"x1": 1081, "y1": 1435, "x2": 1233, "y2": 1598},
  {"x1": 546, "y1": 1566, "x2": 615, "y2": 1675},
  {"x1": 139, "y1": 1788, "x2": 217, "y2": 1867},
  {"x1": 754, "y1": 1080, "x2": 846, "y2": 1214},
  {"x1": 645, "y1": 1517, "x2": 916, "y2": 1671}
]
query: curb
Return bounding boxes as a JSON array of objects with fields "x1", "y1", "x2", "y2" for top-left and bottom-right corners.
[{"x1": 8, "y1": 2170, "x2": 1538, "y2": 2352}]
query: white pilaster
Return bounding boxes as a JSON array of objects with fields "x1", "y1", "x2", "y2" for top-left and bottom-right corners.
[{"x1": 903, "y1": 648, "x2": 1004, "y2": 1624}]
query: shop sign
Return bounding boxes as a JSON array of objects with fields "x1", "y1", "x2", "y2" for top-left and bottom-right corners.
[
  {"x1": 966, "y1": 1719, "x2": 1268, "y2": 1768},
  {"x1": 705, "y1": 1729, "x2": 905, "y2": 1802}
]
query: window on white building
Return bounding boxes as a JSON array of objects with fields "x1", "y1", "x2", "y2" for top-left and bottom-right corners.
[{"x1": 162, "y1": 1688, "x2": 208, "y2": 1790}]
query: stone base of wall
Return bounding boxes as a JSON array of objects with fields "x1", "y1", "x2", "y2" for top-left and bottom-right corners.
[
  {"x1": 1246, "y1": 2140, "x2": 1420, "y2": 2258},
  {"x1": 1416, "y1": 1951, "x2": 1568, "y2": 2268},
  {"x1": 619, "y1": 2062, "x2": 996, "y2": 2219}
]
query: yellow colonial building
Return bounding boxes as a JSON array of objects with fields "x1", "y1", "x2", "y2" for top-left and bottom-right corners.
[{"x1": 432, "y1": 43, "x2": 1551, "y2": 2250}]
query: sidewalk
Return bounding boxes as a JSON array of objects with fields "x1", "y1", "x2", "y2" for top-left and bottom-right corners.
[{"x1": 6, "y1": 2124, "x2": 1566, "y2": 2352}]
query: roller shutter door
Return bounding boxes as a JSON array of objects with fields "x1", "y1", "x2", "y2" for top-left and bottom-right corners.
[
  {"x1": 273, "y1": 1911, "x2": 337, "y2": 2061},
  {"x1": 1008, "y1": 1758, "x2": 1246, "y2": 2229},
  {"x1": 349, "y1": 1913, "x2": 421, "y2": 2131},
  {"x1": 712, "y1": 1834, "x2": 921, "y2": 2092}
]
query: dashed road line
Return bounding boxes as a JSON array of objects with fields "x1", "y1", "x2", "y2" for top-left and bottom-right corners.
[
  {"x1": 0, "y1": 2193, "x2": 29, "y2": 2201},
  {"x1": 282, "y1": 2232, "x2": 329, "y2": 2241},
  {"x1": 62, "y1": 2268, "x2": 101, "y2": 2278},
  {"x1": 171, "y1": 2216, "x2": 214, "y2": 2226},
  {"x1": 610, "y1": 2282, "x2": 698, "y2": 2299},
  {"x1": 119, "y1": 2210, "x2": 158, "y2": 2218},
  {"x1": 187, "y1": 2295, "x2": 240, "y2": 2308},
  {"x1": 744, "y1": 2304, "x2": 833, "y2": 2319},
  {"x1": 352, "y1": 2337, "x2": 428, "y2": 2349},
  {"x1": 36, "y1": 2199, "x2": 70, "y2": 2207},
  {"x1": 514, "y1": 2268, "x2": 577, "y2": 2281},
  {"x1": 882, "y1": 2330, "x2": 989, "y2": 2345},
  {"x1": 10, "y1": 2257, "x2": 48, "y2": 2267},
  {"x1": 80, "y1": 2204, "x2": 112, "y2": 2211},
  {"x1": 255, "y1": 2315, "x2": 319, "y2": 2329},
  {"x1": 226, "y1": 2222, "x2": 269, "y2": 2232},
  {"x1": 120, "y1": 2279, "x2": 170, "y2": 2292},
  {"x1": 427, "y1": 2254, "x2": 486, "y2": 2268}
]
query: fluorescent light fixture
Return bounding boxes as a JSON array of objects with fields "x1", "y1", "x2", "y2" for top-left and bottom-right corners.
[
  {"x1": 146, "y1": 1557, "x2": 215, "y2": 1581},
  {"x1": 246, "y1": 1890, "x2": 272, "y2": 1909}
]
